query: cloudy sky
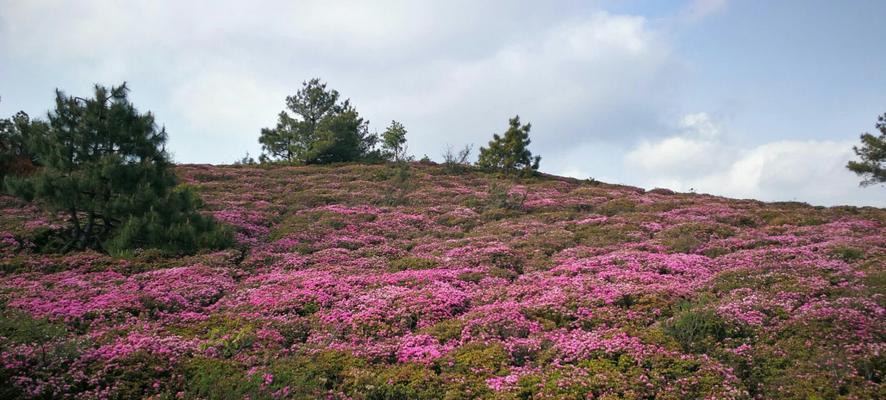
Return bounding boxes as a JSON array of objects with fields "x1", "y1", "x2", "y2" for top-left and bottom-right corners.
[{"x1": 1, "y1": 0, "x2": 884, "y2": 206}]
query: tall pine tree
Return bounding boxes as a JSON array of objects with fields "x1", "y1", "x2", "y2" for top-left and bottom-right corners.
[
  {"x1": 477, "y1": 115, "x2": 540, "y2": 176},
  {"x1": 259, "y1": 78, "x2": 377, "y2": 164},
  {"x1": 4, "y1": 83, "x2": 232, "y2": 254}
]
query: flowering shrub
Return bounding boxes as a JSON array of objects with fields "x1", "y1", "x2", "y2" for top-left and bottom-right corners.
[{"x1": 0, "y1": 163, "x2": 883, "y2": 398}]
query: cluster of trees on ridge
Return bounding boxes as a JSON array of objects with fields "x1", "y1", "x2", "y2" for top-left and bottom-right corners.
[
  {"x1": 0, "y1": 79, "x2": 883, "y2": 256},
  {"x1": 0, "y1": 79, "x2": 542, "y2": 256},
  {"x1": 252, "y1": 78, "x2": 885, "y2": 186},
  {"x1": 252, "y1": 78, "x2": 542, "y2": 177}
]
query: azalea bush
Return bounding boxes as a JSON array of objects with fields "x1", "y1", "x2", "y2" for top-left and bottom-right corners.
[{"x1": 0, "y1": 162, "x2": 883, "y2": 399}]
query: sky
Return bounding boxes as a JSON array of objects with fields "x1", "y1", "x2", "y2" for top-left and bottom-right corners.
[{"x1": 1, "y1": 0, "x2": 884, "y2": 207}]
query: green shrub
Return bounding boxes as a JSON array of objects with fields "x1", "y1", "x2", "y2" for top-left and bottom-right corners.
[
  {"x1": 522, "y1": 308, "x2": 576, "y2": 329},
  {"x1": 0, "y1": 309, "x2": 68, "y2": 344},
  {"x1": 457, "y1": 271, "x2": 485, "y2": 283},
  {"x1": 572, "y1": 224, "x2": 642, "y2": 247},
  {"x1": 489, "y1": 251, "x2": 524, "y2": 274},
  {"x1": 441, "y1": 343, "x2": 509, "y2": 375},
  {"x1": 488, "y1": 266, "x2": 519, "y2": 281},
  {"x1": 388, "y1": 257, "x2": 438, "y2": 272},
  {"x1": 513, "y1": 356, "x2": 647, "y2": 400},
  {"x1": 273, "y1": 351, "x2": 366, "y2": 397},
  {"x1": 702, "y1": 247, "x2": 731, "y2": 258},
  {"x1": 596, "y1": 198, "x2": 636, "y2": 216},
  {"x1": 284, "y1": 191, "x2": 340, "y2": 210},
  {"x1": 106, "y1": 187, "x2": 235, "y2": 256},
  {"x1": 829, "y1": 245, "x2": 865, "y2": 262},
  {"x1": 182, "y1": 350, "x2": 368, "y2": 399},
  {"x1": 97, "y1": 351, "x2": 181, "y2": 399},
  {"x1": 485, "y1": 181, "x2": 526, "y2": 211},
  {"x1": 353, "y1": 363, "x2": 446, "y2": 400},
  {"x1": 422, "y1": 319, "x2": 465, "y2": 343},
  {"x1": 200, "y1": 323, "x2": 257, "y2": 358},
  {"x1": 715, "y1": 214, "x2": 759, "y2": 227},
  {"x1": 758, "y1": 210, "x2": 827, "y2": 226},
  {"x1": 663, "y1": 302, "x2": 735, "y2": 353},
  {"x1": 435, "y1": 213, "x2": 477, "y2": 231},
  {"x1": 181, "y1": 357, "x2": 257, "y2": 399},
  {"x1": 378, "y1": 164, "x2": 416, "y2": 206},
  {"x1": 658, "y1": 223, "x2": 735, "y2": 254}
]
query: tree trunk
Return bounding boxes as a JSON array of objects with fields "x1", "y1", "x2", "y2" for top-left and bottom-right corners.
[{"x1": 80, "y1": 211, "x2": 96, "y2": 250}]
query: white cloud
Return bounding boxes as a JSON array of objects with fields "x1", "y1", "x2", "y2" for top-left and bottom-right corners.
[
  {"x1": 625, "y1": 112, "x2": 724, "y2": 173},
  {"x1": 361, "y1": 11, "x2": 679, "y2": 160},
  {"x1": 1, "y1": 2, "x2": 679, "y2": 163},
  {"x1": 689, "y1": 140, "x2": 870, "y2": 205},
  {"x1": 626, "y1": 136, "x2": 720, "y2": 172},
  {"x1": 165, "y1": 70, "x2": 284, "y2": 161},
  {"x1": 624, "y1": 113, "x2": 883, "y2": 207}
]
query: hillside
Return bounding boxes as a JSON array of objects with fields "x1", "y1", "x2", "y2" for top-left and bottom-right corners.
[{"x1": 1, "y1": 163, "x2": 884, "y2": 399}]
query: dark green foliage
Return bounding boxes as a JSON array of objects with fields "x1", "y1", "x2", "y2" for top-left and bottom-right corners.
[
  {"x1": 305, "y1": 108, "x2": 377, "y2": 164},
  {"x1": 105, "y1": 186, "x2": 233, "y2": 256},
  {"x1": 0, "y1": 110, "x2": 44, "y2": 177},
  {"x1": 596, "y1": 198, "x2": 637, "y2": 216},
  {"x1": 488, "y1": 266, "x2": 519, "y2": 280},
  {"x1": 180, "y1": 357, "x2": 259, "y2": 399},
  {"x1": 485, "y1": 181, "x2": 527, "y2": 211},
  {"x1": 829, "y1": 245, "x2": 865, "y2": 262},
  {"x1": 97, "y1": 351, "x2": 180, "y2": 399},
  {"x1": 423, "y1": 319, "x2": 465, "y2": 342},
  {"x1": 477, "y1": 115, "x2": 540, "y2": 176},
  {"x1": 182, "y1": 351, "x2": 366, "y2": 399},
  {"x1": 0, "y1": 309, "x2": 80, "y2": 399},
  {"x1": 259, "y1": 78, "x2": 340, "y2": 163},
  {"x1": 571, "y1": 224, "x2": 641, "y2": 247},
  {"x1": 3, "y1": 83, "x2": 232, "y2": 254},
  {"x1": 0, "y1": 309, "x2": 69, "y2": 345},
  {"x1": 664, "y1": 301, "x2": 738, "y2": 353},
  {"x1": 259, "y1": 78, "x2": 379, "y2": 164},
  {"x1": 380, "y1": 163, "x2": 416, "y2": 206},
  {"x1": 440, "y1": 342, "x2": 510, "y2": 377},
  {"x1": 457, "y1": 271, "x2": 485, "y2": 283},
  {"x1": 847, "y1": 112, "x2": 886, "y2": 186},
  {"x1": 358, "y1": 364, "x2": 448, "y2": 400},
  {"x1": 658, "y1": 222, "x2": 735, "y2": 254},
  {"x1": 388, "y1": 256, "x2": 438, "y2": 272}
]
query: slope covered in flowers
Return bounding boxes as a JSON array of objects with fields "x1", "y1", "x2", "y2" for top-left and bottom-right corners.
[{"x1": 0, "y1": 163, "x2": 884, "y2": 399}]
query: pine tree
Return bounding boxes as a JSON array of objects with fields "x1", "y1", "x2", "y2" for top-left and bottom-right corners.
[
  {"x1": 4, "y1": 83, "x2": 232, "y2": 254},
  {"x1": 847, "y1": 113, "x2": 886, "y2": 186},
  {"x1": 381, "y1": 120, "x2": 408, "y2": 162},
  {"x1": 259, "y1": 78, "x2": 377, "y2": 164},
  {"x1": 304, "y1": 105, "x2": 376, "y2": 164},
  {"x1": 477, "y1": 115, "x2": 540, "y2": 176}
]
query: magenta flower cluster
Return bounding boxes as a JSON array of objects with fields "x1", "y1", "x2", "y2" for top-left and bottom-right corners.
[{"x1": 0, "y1": 164, "x2": 883, "y2": 399}]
